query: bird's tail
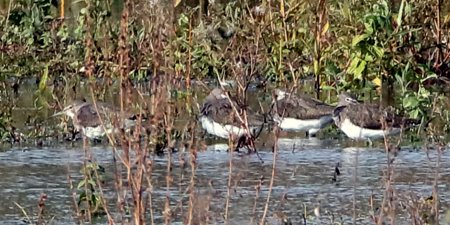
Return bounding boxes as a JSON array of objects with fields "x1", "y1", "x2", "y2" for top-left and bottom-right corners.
[{"x1": 403, "y1": 116, "x2": 435, "y2": 130}]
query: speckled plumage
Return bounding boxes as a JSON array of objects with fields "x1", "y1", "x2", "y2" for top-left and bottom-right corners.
[
  {"x1": 199, "y1": 88, "x2": 265, "y2": 141},
  {"x1": 54, "y1": 101, "x2": 137, "y2": 139},
  {"x1": 333, "y1": 93, "x2": 421, "y2": 140}
]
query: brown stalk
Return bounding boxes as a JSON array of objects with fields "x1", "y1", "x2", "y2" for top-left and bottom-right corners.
[
  {"x1": 377, "y1": 118, "x2": 398, "y2": 225},
  {"x1": 432, "y1": 143, "x2": 442, "y2": 224},
  {"x1": 117, "y1": 0, "x2": 148, "y2": 224},
  {"x1": 3, "y1": 0, "x2": 13, "y2": 30},
  {"x1": 352, "y1": 148, "x2": 359, "y2": 225},
  {"x1": 80, "y1": 0, "x2": 94, "y2": 223},
  {"x1": 314, "y1": 0, "x2": 327, "y2": 99},
  {"x1": 250, "y1": 176, "x2": 263, "y2": 224},
  {"x1": 433, "y1": 0, "x2": 442, "y2": 68},
  {"x1": 82, "y1": 136, "x2": 92, "y2": 223},
  {"x1": 67, "y1": 173, "x2": 82, "y2": 224},
  {"x1": 76, "y1": 96, "x2": 116, "y2": 224},
  {"x1": 164, "y1": 136, "x2": 173, "y2": 225},
  {"x1": 259, "y1": 125, "x2": 280, "y2": 225},
  {"x1": 186, "y1": 117, "x2": 198, "y2": 224},
  {"x1": 163, "y1": 83, "x2": 174, "y2": 225},
  {"x1": 224, "y1": 136, "x2": 235, "y2": 223},
  {"x1": 186, "y1": 14, "x2": 193, "y2": 89},
  {"x1": 186, "y1": 135, "x2": 197, "y2": 225}
]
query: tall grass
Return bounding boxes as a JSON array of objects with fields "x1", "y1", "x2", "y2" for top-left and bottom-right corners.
[{"x1": 1, "y1": 0, "x2": 450, "y2": 224}]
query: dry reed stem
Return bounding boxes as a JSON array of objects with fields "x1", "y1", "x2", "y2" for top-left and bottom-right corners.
[
  {"x1": 164, "y1": 91, "x2": 173, "y2": 225},
  {"x1": 352, "y1": 148, "x2": 359, "y2": 225},
  {"x1": 432, "y1": 144, "x2": 442, "y2": 223},
  {"x1": 81, "y1": 136, "x2": 93, "y2": 223},
  {"x1": 66, "y1": 172, "x2": 82, "y2": 223},
  {"x1": 259, "y1": 125, "x2": 279, "y2": 225},
  {"x1": 250, "y1": 176, "x2": 263, "y2": 224},
  {"x1": 377, "y1": 118, "x2": 398, "y2": 225},
  {"x1": 224, "y1": 137, "x2": 234, "y2": 223},
  {"x1": 186, "y1": 133, "x2": 197, "y2": 225},
  {"x1": 186, "y1": 105, "x2": 198, "y2": 224}
]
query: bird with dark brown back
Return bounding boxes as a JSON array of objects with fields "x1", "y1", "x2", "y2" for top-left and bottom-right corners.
[
  {"x1": 199, "y1": 88, "x2": 265, "y2": 152},
  {"x1": 333, "y1": 92, "x2": 422, "y2": 143},
  {"x1": 53, "y1": 100, "x2": 138, "y2": 140},
  {"x1": 271, "y1": 89, "x2": 346, "y2": 137}
]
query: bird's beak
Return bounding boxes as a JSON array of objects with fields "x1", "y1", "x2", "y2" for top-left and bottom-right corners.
[{"x1": 52, "y1": 111, "x2": 64, "y2": 117}]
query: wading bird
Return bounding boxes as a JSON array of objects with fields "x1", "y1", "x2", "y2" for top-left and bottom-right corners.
[
  {"x1": 53, "y1": 100, "x2": 138, "y2": 140},
  {"x1": 333, "y1": 93, "x2": 421, "y2": 143},
  {"x1": 199, "y1": 88, "x2": 265, "y2": 152},
  {"x1": 270, "y1": 89, "x2": 353, "y2": 137}
]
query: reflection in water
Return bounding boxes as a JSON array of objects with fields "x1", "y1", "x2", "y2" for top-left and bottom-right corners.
[{"x1": 0, "y1": 140, "x2": 449, "y2": 224}]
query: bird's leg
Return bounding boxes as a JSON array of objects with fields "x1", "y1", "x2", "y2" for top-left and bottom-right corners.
[
  {"x1": 246, "y1": 136, "x2": 256, "y2": 153},
  {"x1": 246, "y1": 136, "x2": 263, "y2": 163},
  {"x1": 70, "y1": 129, "x2": 80, "y2": 142},
  {"x1": 93, "y1": 138, "x2": 102, "y2": 145},
  {"x1": 307, "y1": 128, "x2": 320, "y2": 138},
  {"x1": 307, "y1": 131, "x2": 318, "y2": 138},
  {"x1": 235, "y1": 135, "x2": 246, "y2": 152},
  {"x1": 233, "y1": 144, "x2": 240, "y2": 152},
  {"x1": 200, "y1": 129, "x2": 207, "y2": 139},
  {"x1": 366, "y1": 138, "x2": 373, "y2": 147}
]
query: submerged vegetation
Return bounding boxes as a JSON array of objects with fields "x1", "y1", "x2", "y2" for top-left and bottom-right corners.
[{"x1": 1, "y1": 0, "x2": 450, "y2": 224}]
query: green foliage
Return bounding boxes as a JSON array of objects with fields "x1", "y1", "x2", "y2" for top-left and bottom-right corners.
[
  {"x1": 0, "y1": 112, "x2": 12, "y2": 142},
  {"x1": 395, "y1": 61, "x2": 436, "y2": 119},
  {"x1": 343, "y1": 0, "x2": 394, "y2": 90},
  {"x1": 77, "y1": 161, "x2": 106, "y2": 217},
  {"x1": 1, "y1": 0, "x2": 447, "y2": 88},
  {"x1": 0, "y1": 0, "x2": 449, "y2": 136}
]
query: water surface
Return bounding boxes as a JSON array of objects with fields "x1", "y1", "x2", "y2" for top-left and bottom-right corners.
[{"x1": 1, "y1": 137, "x2": 449, "y2": 224}]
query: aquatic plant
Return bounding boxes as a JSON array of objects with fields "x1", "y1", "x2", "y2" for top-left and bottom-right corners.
[
  {"x1": 0, "y1": 0, "x2": 450, "y2": 224},
  {"x1": 76, "y1": 161, "x2": 107, "y2": 218}
]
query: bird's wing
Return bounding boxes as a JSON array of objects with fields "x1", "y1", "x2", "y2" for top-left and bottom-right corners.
[
  {"x1": 75, "y1": 104, "x2": 102, "y2": 128},
  {"x1": 275, "y1": 94, "x2": 334, "y2": 120},
  {"x1": 341, "y1": 104, "x2": 412, "y2": 129},
  {"x1": 201, "y1": 98, "x2": 263, "y2": 127}
]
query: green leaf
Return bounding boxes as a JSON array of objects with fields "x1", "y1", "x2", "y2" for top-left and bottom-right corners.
[
  {"x1": 371, "y1": 46, "x2": 385, "y2": 58},
  {"x1": 403, "y1": 95, "x2": 419, "y2": 108},
  {"x1": 364, "y1": 54, "x2": 374, "y2": 62},
  {"x1": 88, "y1": 180, "x2": 96, "y2": 187},
  {"x1": 77, "y1": 180, "x2": 86, "y2": 189},
  {"x1": 353, "y1": 60, "x2": 366, "y2": 79},
  {"x1": 39, "y1": 64, "x2": 49, "y2": 92},
  {"x1": 347, "y1": 57, "x2": 359, "y2": 74},
  {"x1": 364, "y1": 21, "x2": 374, "y2": 35},
  {"x1": 321, "y1": 22, "x2": 329, "y2": 36},
  {"x1": 351, "y1": 34, "x2": 368, "y2": 47},
  {"x1": 396, "y1": 0, "x2": 406, "y2": 29},
  {"x1": 347, "y1": 57, "x2": 366, "y2": 80},
  {"x1": 297, "y1": 28, "x2": 307, "y2": 34},
  {"x1": 79, "y1": 8, "x2": 87, "y2": 15},
  {"x1": 313, "y1": 59, "x2": 319, "y2": 75},
  {"x1": 410, "y1": 109, "x2": 420, "y2": 119},
  {"x1": 420, "y1": 73, "x2": 437, "y2": 83},
  {"x1": 321, "y1": 85, "x2": 336, "y2": 91}
]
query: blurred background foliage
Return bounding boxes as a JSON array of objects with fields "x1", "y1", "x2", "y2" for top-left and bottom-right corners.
[{"x1": 0, "y1": 0, "x2": 449, "y2": 139}]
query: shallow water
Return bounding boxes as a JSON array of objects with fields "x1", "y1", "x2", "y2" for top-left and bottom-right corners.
[
  {"x1": 0, "y1": 79, "x2": 449, "y2": 224},
  {"x1": 0, "y1": 138, "x2": 449, "y2": 224}
]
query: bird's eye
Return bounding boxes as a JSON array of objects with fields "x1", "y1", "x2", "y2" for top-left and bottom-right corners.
[{"x1": 346, "y1": 97, "x2": 357, "y2": 103}]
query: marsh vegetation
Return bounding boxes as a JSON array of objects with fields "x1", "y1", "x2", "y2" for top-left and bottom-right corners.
[{"x1": 0, "y1": 0, "x2": 450, "y2": 224}]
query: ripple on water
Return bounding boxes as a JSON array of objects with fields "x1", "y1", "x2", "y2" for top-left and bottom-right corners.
[{"x1": 0, "y1": 139, "x2": 449, "y2": 224}]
